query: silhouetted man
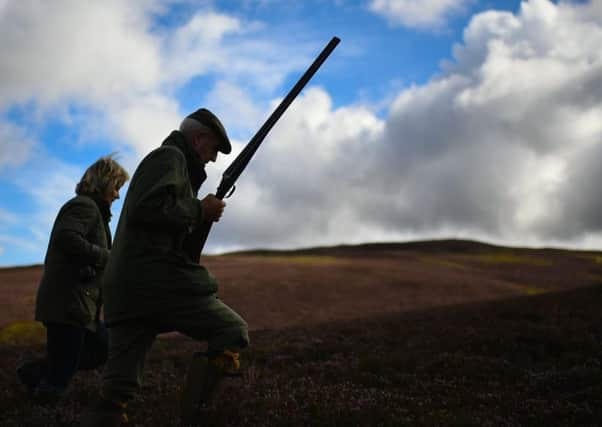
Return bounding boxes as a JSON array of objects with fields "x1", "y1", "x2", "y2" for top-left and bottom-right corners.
[{"x1": 82, "y1": 108, "x2": 249, "y2": 426}]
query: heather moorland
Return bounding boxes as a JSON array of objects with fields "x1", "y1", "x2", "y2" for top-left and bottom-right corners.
[{"x1": 1, "y1": 240, "x2": 601, "y2": 426}]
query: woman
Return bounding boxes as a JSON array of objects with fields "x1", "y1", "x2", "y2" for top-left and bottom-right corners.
[{"x1": 17, "y1": 154, "x2": 129, "y2": 403}]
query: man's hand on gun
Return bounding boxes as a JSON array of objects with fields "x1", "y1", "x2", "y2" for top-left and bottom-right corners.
[{"x1": 200, "y1": 194, "x2": 225, "y2": 223}]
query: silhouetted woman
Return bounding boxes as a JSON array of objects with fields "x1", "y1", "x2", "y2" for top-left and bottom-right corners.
[{"x1": 17, "y1": 154, "x2": 129, "y2": 403}]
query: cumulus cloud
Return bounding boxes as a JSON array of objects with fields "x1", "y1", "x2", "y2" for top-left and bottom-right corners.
[
  {"x1": 206, "y1": 0, "x2": 602, "y2": 251},
  {"x1": 0, "y1": 1, "x2": 313, "y2": 159},
  {"x1": 204, "y1": 81, "x2": 266, "y2": 134},
  {"x1": 2, "y1": 0, "x2": 602, "y2": 262},
  {"x1": 389, "y1": 0, "x2": 601, "y2": 245},
  {"x1": 368, "y1": 0, "x2": 470, "y2": 29},
  {"x1": 0, "y1": 1, "x2": 323, "y2": 263},
  {"x1": 206, "y1": 87, "x2": 388, "y2": 250},
  {"x1": 0, "y1": 1, "x2": 162, "y2": 110},
  {"x1": 367, "y1": 0, "x2": 602, "y2": 246}
]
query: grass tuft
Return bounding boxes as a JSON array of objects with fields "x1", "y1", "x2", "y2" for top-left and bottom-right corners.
[{"x1": 0, "y1": 321, "x2": 45, "y2": 346}]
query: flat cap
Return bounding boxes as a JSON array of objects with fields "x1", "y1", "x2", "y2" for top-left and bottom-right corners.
[{"x1": 186, "y1": 108, "x2": 231, "y2": 154}]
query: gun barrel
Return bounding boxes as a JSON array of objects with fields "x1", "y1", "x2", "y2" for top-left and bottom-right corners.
[
  {"x1": 217, "y1": 36, "x2": 341, "y2": 199},
  {"x1": 195, "y1": 37, "x2": 340, "y2": 258}
]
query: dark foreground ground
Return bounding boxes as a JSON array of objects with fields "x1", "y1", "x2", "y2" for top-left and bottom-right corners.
[{"x1": 1, "y1": 284, "x2": 602, "y2": 426}]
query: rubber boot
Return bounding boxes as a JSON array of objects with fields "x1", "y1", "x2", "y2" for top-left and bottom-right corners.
[
  {"x1": 180, "y1": 351, "x2": 241, "y2": 426},
  {"x1": 80, "y1": 396, "x2": 129, "y2": 427}
]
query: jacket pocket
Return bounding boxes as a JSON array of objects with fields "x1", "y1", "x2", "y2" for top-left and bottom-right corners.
[{"x1": 68, "y1": 285, "x2": 100, "y2": 325}]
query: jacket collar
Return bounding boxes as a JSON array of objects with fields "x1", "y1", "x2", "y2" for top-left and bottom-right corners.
[
  {"x1": 90, "y1": 194, "x2": 112, "y2": 223},
  {"x1": 162, "y1": 130, "x2": 207, "y2": 195}
]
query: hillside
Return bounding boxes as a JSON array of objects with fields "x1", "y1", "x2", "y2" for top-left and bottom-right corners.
[
  {"x1": 1, "y1": 240, "x2": 602, "y2": 426},
  {"x1": 2, "y1": 239, "x2": 602, "y2": 332},
  {"x1": 1, "y1": 285, "x2": 601, "y2": 426}
]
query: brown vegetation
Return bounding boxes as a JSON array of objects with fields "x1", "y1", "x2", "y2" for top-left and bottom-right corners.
[
  {"x1": 1, "y1": 240, "x2": 601, "y2": 426},
  {"x1": 3, "y1": 239, "x2": 600, "y2": 331}
]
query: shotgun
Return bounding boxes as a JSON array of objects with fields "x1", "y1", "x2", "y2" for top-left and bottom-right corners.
[{"x1": 186, "y1": 36, "x2": 340, "y2": 261}]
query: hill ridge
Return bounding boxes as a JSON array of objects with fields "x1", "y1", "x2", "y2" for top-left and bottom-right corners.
[{"x1": 3, "y1": 238, "x2": 600, "y2": 270}]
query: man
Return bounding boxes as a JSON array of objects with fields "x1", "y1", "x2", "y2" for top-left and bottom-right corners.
[{"x1": 82, "y1": 109, "x2": 249, "y2": 426}]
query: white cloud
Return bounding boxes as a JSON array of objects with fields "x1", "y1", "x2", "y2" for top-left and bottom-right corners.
[
  {"x1": 579, "y1": 0, "x2": 602, "y2": 21},
  {"x1": 372, "y1": 0, "x2": 602, "y2": 245},
  {"x1": 204, "y1": 81, "x2": 265, "y2": 134},
  {"x1": 2, "y1": 0, "x2": 602, "y2": 262},
  {"x1": 108, "y1": 95, "x2": 182, "y2": 158},
  {"x1": 0, "y1": 2, "x2": 310, "y2": 157},
  {"x1": 0, "y1": 1, "x2": 162, "y2": 110},
  {"x1": 206, "y1": 0, "x2": 602, "y2": 252},
  {"x1": 164, "y1": 11, "x2": 244, "y2": 83},
  {"x1": 0, "y1": 121, "x2": 36, "y2": 170},
  {"x1": 205, "y1": 87, "x2": 387, "y2": 251},
  {"x1": 0, "y1": 1, "x2": 327, "y2": 262},
  {"x1": 368, "y1": 0, "x2": 470, "y2": 29}
]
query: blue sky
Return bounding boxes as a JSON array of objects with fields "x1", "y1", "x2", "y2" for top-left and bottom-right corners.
[{"x1": 1, "y1": 0, "x2": 601, "y2": 266}]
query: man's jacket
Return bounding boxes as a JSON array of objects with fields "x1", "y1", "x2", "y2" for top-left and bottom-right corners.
[
  {"x1": 102, "y1": 131, "x2": 217, "y2": 325},
  {"x1": 35, "y1": 195, "x2": 110, "y2": 331}
]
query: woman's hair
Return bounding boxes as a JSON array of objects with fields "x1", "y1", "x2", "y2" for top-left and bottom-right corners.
[{"x1": 75, "y1": 154, "x2": 130, "y2": 197}]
